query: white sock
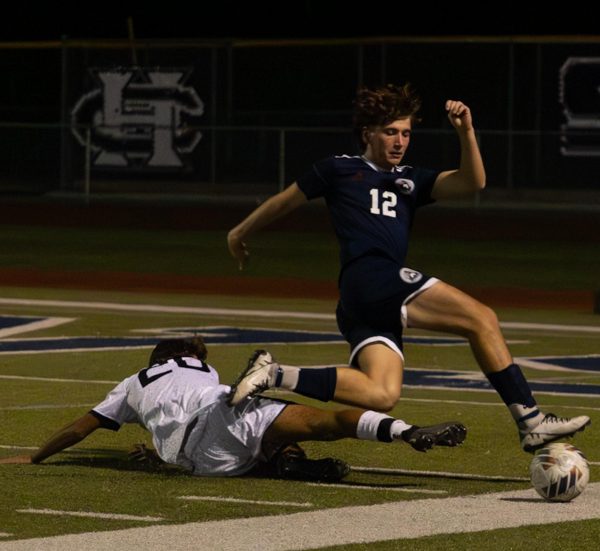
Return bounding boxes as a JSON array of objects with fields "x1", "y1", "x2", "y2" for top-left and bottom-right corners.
[
  {"x1": 390, "y1": 419, "x2": 413, "y2": 439},
  {"x1": 357, "y1": 411, "x2": 412, "y2": 442},
  {"x1": 273, "y1": 365, "x2": 300, "y2": 390}
]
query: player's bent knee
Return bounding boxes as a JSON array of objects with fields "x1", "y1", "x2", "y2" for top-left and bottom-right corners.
[
  {"x1": 372, "y1": 388, "x2": 401, "y2": 412},
  {"x1": 474, "y1": 304, "x2": 501, "y2": 335}
]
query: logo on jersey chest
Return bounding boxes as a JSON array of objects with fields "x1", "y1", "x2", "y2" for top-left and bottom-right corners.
[{"x1": 394, "y1": 178, "x2": 415, "y2": 194}]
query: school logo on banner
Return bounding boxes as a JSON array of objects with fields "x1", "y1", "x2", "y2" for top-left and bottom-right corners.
[{"x1": 71, "y1": 67, "x2": 204, "y2": 170}]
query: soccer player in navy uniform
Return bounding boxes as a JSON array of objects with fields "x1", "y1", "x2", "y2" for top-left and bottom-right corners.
[{"x1": 227, "y1": 83, "x2": 590, "y2": 453}]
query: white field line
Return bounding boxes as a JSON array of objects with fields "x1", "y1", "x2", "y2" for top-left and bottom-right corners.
[
  {"x1": 178, "y1": 496, "x2": 313, "y2": 507},
  {"x1": 0, "y1": 404, "x2": 94, "y2": 411},
  {"x1": 0, "y1": 375, "x2": 118, "y2": 384},
  {"x1": 0, "y1": 318, "x2": 74, "y2": 338},
  {"x1": 2, "y1": 484, "x2": 600, "y2": 551},
  {"x1": 589, "y1": 462, "x2": 600, "y2": 466},
  {"x1": 16, "y1": 509, "x2": 163, "y2": 522},
  {"x1": 351, "y1": 466, "x2": 529, "y2": 482},
  {"x1": 502, "y1": 321, "x2": 600, "y2": 334},
  {"x1": 0, "y1": 346, "x2": 152, "y2": 357},
  {"x1": 0, "y1": 298, "x2": 335, "y2": 321},
  {"x1": 305, "y1": 483, "x2": 446, "y2": 494},
  {"x1": 400, "y1": 396, "x2": 600, "y2": 412},
  {"x1": 1, "y1": 297, "x2": 600, "y2": 334},
  {"x1": 0, "y1": 535, "x2": 11, "y2": 539},
  {"x1": 0, "y1": 445, "x2": 38, "y2": 450}
]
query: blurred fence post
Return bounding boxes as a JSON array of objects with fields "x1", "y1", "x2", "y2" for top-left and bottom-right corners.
[
  {"x1": 278, "y1": 129, "x2": 286, "y2": 192},
  {"x1": 84, "y1": 127, "x2": 91, "y2": 204}
]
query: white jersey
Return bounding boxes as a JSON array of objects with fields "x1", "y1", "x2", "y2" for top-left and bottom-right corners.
[{"x1": 92, "y1": 356, "x2": 286, "y2": 476}]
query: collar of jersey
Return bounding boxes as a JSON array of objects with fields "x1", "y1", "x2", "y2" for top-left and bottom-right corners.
[{"x1": 360, "y1": 155, "x2": 404, "y2": 174}]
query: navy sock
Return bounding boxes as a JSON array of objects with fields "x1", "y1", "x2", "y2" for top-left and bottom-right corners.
[
  {"x1": 486, "y1": 364, "x2": 536, "y2": 407},
  {"x1": 295, "y1": 367, "x2": 337, "y2": 402}
]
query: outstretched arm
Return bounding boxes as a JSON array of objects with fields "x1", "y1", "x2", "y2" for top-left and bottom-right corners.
[
  {"x1": 431, "y1": 100, "x2": 486, "y2": 200},
  {"x1": 227, "y1": 183, "x2": 308, "y2": 270},
  {"x1": 0, "y1": 412, "x2": 101, "y2": 465}
]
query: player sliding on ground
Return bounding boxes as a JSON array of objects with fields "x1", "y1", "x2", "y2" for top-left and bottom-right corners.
[
  {"x1": 227, "y1": 83, "x2": 590, "y2": 453},
  {"x1": 0, "y1": 338, "x2": 466, "y2": 480}
]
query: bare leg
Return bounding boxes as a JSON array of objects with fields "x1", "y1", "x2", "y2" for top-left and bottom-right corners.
[
  {"x1": 332, "y1": 343, "x2": 404, "y2": 411},
  {"x1": 263, "y1": 404, "x2": 364, "y2": 448},
  {"x1": 406, "y1": 281, "x2": 512, "y2": 373}
]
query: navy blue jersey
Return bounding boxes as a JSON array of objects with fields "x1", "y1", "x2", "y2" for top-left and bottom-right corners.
[{"x1": 297, "y1": 155, "x2": 439, "y2": 270}]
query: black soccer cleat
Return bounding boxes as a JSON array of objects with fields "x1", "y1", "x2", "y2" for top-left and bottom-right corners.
[
  {"x1": 274, "y1": 446, "x2": 350, "y2": 482},
  {"x1": 401, "y1": 422, "x2": 467, "y2": 452}
]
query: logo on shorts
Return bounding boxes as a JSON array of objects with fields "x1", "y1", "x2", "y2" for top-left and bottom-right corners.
[
  {"x1": 394, "y1": 178, "x2": 415, "y2": 194},
  {"x1": 400, "y1": 268, "x2": 423, "y2": 284}
]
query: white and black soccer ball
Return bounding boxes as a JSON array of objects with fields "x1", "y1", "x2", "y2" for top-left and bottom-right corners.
[{"x1": 530, "y1": 442, "x2": 590, "y2": 502}]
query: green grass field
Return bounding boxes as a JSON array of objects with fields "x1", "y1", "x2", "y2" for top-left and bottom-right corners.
[{"x1": 0, "y1": 213, "x2": 599, "y2": 549}]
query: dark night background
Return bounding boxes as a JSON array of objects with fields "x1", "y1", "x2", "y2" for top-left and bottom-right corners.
[
  {"x1": 1, "y1": 3, "x2": 598, "y2": 41},
  {"x1": 0, "y1": 3, "x2": 598, "y2": 193}
]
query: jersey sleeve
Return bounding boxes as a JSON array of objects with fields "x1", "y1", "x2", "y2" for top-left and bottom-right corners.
[
  {"x1": 413, "y1": 167, "x2": 440, "y2": 208},
  {"x1": 296, "y1": 157, "x2": 336, "y2": 200},
  {"x1": 91, "y1": 376, "x2": 138, "y2": 431}
]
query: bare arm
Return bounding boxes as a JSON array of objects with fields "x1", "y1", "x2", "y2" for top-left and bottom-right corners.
[
  {"x1": 227, "y1": 182, "x2": 308, "y2": 270},
  {"x1": 0, "y1": 412, "x2": 101, "y2": 465},
  {"x1": 431, "y1": 100, "x2": 486, "y2": 200}
]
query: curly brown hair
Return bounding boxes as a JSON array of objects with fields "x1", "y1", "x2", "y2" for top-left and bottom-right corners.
[
  {"x1": 353, "y1": 83, "x2": 421, "y2": 152},
  {"x1": 148, "y1": 337, "x2": 208, "y2": 366}
]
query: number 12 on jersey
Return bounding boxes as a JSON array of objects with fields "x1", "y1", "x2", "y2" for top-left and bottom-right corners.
[{"x1": 369, "y1": 188, "x2": 397, "y2": 218}]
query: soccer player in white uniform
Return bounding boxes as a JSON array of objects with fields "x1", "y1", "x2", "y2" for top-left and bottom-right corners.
[{"x1": 0, "y1": 338, "x2": 466, "y2": 477}]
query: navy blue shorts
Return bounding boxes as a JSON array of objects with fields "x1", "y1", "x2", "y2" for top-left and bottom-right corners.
[{"x1": 337, "y1": 255, "x2": 438, "y2": 367}]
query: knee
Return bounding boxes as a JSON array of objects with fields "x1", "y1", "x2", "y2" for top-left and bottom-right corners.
[
  {"x1": 475, "y1": 304, "x2": 501, "y2": 334},
  {"x1": 458, "y1": 301, "x2": 501, "y2": 337},
  {"x1": 371, "y1": 387, "x2": 401, "y2": 413}
]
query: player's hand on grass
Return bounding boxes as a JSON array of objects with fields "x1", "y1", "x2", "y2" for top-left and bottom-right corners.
[
  {"x1": 445, "y1": 100, "x2": 473, "y2": 132},
  {"x1": 0, "y1": 454, "x2": 32, "y2": 464},
  {"x1": 128, "y1": 443, "x2": 162, "y2": 465},
  {"x1": 227, "y1": 229, "x2": 249, "y2": 270}
]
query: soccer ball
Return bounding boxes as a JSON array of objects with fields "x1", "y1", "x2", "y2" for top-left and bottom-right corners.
[{"x1": 530, "y1": 442, "x2": 590, "y2": 502}]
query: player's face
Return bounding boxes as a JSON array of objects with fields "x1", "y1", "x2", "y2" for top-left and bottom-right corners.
[{"x1": 363, "y1": 118, "x2": 412, "y2": 170}]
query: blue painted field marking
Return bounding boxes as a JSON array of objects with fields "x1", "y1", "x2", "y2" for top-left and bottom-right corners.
[{"x1": 0, "y1": 327, "x2": 466, "y2": 353}]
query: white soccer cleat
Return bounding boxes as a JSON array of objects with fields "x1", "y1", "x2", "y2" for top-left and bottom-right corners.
[
  {"x1": 228, "y1": 349, "x2": 279, "y2": 406},
  {"x1": 520, "y1": 413, "x2": 591, "y2": 453}
]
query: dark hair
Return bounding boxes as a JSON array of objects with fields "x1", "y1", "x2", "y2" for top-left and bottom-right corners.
[
  {"x1": 148, "y1": 337, "x2": 208, "y2": 367},
  {"x1": 352, "y1": 83, "x2": 422, "y2": 152}
]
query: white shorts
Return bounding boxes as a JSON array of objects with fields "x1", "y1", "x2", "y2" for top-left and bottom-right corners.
[{"x1": 181, "y1": 391, "x2": 287, "y2": 477}]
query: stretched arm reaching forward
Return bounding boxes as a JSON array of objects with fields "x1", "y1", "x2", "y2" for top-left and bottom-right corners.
[
  {"x1": 227, "y1": 183, "x2": 308, "y2": 270},
  {"x1": 0, "y1": 412, "x2": 101, "y2": 464},
  {"x1": 431, "y1": 100, "x2": 486, "y2": 200}
]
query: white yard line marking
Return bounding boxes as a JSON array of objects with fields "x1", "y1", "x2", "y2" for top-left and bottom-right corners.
[
  {"x1": 351, "y1": 466, "x2": 529, "y2": 482},
  {"x1": 16, "y1": 509, "x2": 163, "y2": 523},
  {"x1": 0, "y1": 298, "x2": 335, "y2": 320},
  {"x1": 0, "y1": 404, "x2": 94, "y2": 411},
  {"x1": 589, "y1": 462, "x2": 600, "y2": 466},
  {"x1": 502, "y1": 321, "x2": 600, "y2": 334},
  {"x1": 0, "y1": 375, "x2": 118, "y2": 384},
  {"x1": 0, "y1": 317, "x2": 74, "y2": 338},
  {"x1": 0, "y1": 346, "x2": 152, "y2": 357},
  {"x1": 178, "y1": 496, "x2": 313, "y2": 507},
  {"x1": 517, "y1": 356, "x2": 600, "y2": 373},
  {"x1": 2, "y1": 297, "x2": 599, "y2": 333},
  {"x1": 0, "y1": 534, "x2": 11, "y2": 539},
  {"x1": 400, "y1": 396, "x2": 600, "y2": 412},
  {"x1": 305, "y1": 482, "x2": 446, "y2": 494},
  {"x1": 2, "y1": 484, "x2": 600, "y2": 550},
  {"x1": 0, "y1": 445, "x2": 38, "y2": 450}
]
